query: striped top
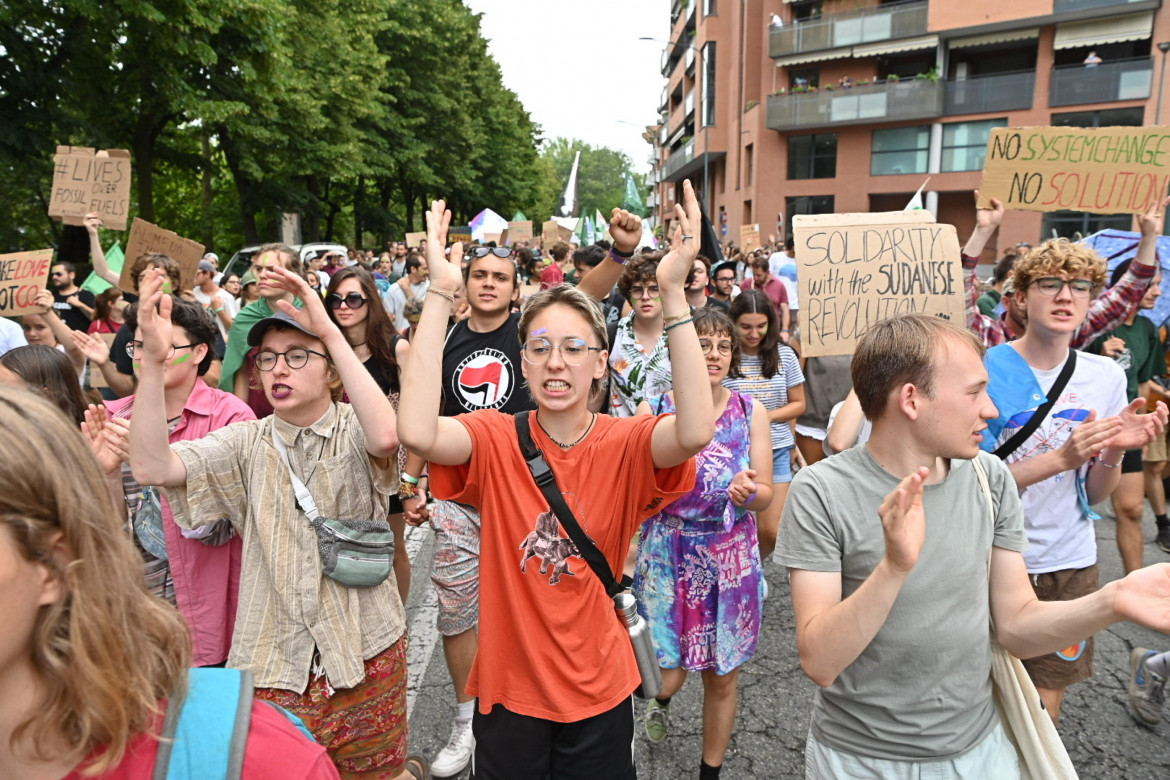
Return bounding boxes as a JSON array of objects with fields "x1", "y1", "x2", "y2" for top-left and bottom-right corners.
[{"x1": 723, "y1": 345, "x2": 805, "y2": 450}]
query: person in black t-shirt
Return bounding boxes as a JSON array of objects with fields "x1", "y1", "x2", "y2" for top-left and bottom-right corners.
[{"x1": 50, "y1": 261, "x2": 96, "y2": 332}]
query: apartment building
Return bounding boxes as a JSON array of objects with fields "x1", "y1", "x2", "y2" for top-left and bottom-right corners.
[{"x1": 651, "y1": 0, "x2": 1170, "y2": 262}]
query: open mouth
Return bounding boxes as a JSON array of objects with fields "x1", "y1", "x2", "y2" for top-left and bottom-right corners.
[{"x1": 271, "y1": 383, "x2": 292, "y2": 399}]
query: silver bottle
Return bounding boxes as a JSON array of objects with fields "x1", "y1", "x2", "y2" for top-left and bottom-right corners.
[{"x1": 613, "y1": 592, "x2": 662, "y2": 700}]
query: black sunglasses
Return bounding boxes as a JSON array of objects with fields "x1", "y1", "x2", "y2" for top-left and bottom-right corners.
[
  {"x1": 468, "y1": 247, "x2": 512, "y2": 259},
  {"x1": 326, "y1": 292, "x2": 368, "y2": 310}
]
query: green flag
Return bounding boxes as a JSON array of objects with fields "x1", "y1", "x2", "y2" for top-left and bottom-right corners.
[
  {"x1": 81, "y1": 242, "x2": 123, "y2": 294},
  {"x1": 623, "y1": 173, "x2": 644, "y2": 215}
]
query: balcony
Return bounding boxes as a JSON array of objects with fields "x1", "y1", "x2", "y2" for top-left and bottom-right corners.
[
  {"x1": 662, "y1": 140, "x2": 695, "y2": 182},
  {"x1": 770, "y1": 1, "x2": 928, "y2": 58},
  {"x1": 1049, "y1": 57, "x2": 1152, "y2": 107},
  {"x1": 1054, "y1": 0, "x2": 1157, "y2": 13},
  {"x1": 766, "y1": 78, "x2": 942, "y2": 132},
  {"x1": 944, "y1": 71, "x2": 1035, "y2": 116}
]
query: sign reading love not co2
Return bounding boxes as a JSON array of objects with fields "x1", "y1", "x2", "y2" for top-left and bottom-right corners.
[
  {"x1": 0, "y1": 249, "x2": 55, "y2": 316},
  {"x1": 793, "y1": 210, "x2": 964, "y2": 358},
  {"x1": 977, "y1": 126, "x2": 1170, "y2": 215}
]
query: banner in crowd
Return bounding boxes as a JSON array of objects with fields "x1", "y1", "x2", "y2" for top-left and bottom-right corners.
[
  {"x1": 0, "y1": 249, "x2": 54, "y2": 316},
  {"x1": 448, "y1": 225, "x2": 473, "y2": 245},
  {"x1": 739, "y1": 224, "x2": 761, "y2": 253},
  {"x1": 505, "y1": 221, "x2": 533, "y2": 245},
  {"x1": 404, "y1": 232, "x2": 426, "y2": 248},
  {"x1": 541, "y1": 220, "x2": 560, "y2": 247},
  {"x1": 793, "y1": 210, "x2": 963, "y2": 357},
  {"x1": 118, "y1": 219, "x2": 205, "y2": 293},
  {"x1": 978, "y1": 126, "x2": 1170, "y2": 215},
  {"x1": 48, "y1": 147, "x2": 132, "y2": 230}
]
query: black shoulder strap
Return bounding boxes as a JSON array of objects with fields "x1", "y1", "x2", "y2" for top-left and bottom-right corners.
[
  {"x1": 607, "y1": 318, "x2": 620, "y2": 352},
  {"x1": 993, "y1": 349, "x2": 1077, "y2": 460},
  {"x1": 514, "y1": 412, "x2": 626, "y2": 596}
]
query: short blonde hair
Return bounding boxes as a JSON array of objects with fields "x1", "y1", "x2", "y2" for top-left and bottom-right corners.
[
  {"x1": 1011, "y1": 238, "x2": 1106, "y2": 294},
  {"x1": 517, "y1": 284, "x2": 608, "y2": 398}
]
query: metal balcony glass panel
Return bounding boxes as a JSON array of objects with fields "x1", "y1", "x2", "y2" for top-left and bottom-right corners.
[
  {"x1": 944, "y1": 71, "x2": 1035, "y2": 116},
  {"x1": 1049, "y1": 57, "x2": 1152, "y2": 107},
  {"x1": 685, "y1": 92, "x2": 695, "y2": 117},
  {"x1": 769, "y1": 1, "x2": 928, "y2": 58},
  {"x1": 766, "y1": 79, "x2": 942, "y2": 132},
  {"x1": 662, "y1": 140, "x2": 695, "y2": 182},
  {"x1": 1054, "y1": 0, "x2": 1154, "y2": 13}
]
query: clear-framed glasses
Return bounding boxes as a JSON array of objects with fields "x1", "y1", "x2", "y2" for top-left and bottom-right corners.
[
  {"x1": 326, "y1": 292, "x2": 368, "y2": 310},
  {"x1": 126, "y1": 341, "x2": 197, "y2": 360},
  {"x1": 699, "y1": 339, "x2": 734, "y2": 356},
  {"x1": 1032, "y1": 277, "x2": 1094, "y2": 299},
  {"x1": 522, "y1": 337, "x2": 602, "y2": 366},
  {"x1": 254, "y1": 347, "x2": 328, "y2": 372},
  {"x1": 468, "y1": 246, "x2": 512, "y2": 259},
  {"x1": 629, "y1": 285, "x2": 660, "y2": 299}
]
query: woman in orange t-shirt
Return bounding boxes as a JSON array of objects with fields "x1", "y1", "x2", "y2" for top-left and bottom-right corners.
[{"x1": 400, "y1": 183, "x2": 715, "y2": 780}]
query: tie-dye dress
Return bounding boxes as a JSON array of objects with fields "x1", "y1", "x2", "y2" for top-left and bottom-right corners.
[{"x1": 634, "y1": 390, "x2": 764, "y2": 675}]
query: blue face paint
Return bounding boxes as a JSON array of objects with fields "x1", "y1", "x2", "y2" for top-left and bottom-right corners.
[{"x1": 531, "y1": 328, "x2": 547, "y2": 337}]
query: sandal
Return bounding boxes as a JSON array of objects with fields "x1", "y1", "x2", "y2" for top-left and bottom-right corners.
[{"x1": 403, "y1": 754, "x2": 430, "y2": 780}]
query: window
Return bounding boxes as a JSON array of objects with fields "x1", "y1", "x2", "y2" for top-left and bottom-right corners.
[
  {"x1": 790, "y1": 66, "x2": 819, "y2": 91},
  {"x1": 745, "y1": 143, "x2": 754, "y2": 186},
  {"x1": 1052, "y1": 107, "x2": 1144, "y2": 128},
  {"x1": 703, "y1": 43, "x2": 717, "y2": 126},
  {"x1": 787, "y1": 196, "x2": 835, "y2": 230},
  {"x1": 792, "y1": 1, "x2": 823, "y2": 22},
  {"x1": 788, "y1": 133, "x2": 837, "y2": 180},
  {"x1": 871, "y1": 126, "x2": 929, "y2": 175},
  {"x1": 942, "y1": 119, "x2": 1005, "y2": 172},
  {"x1": 1041, "y1": 211, "x2": 1132, "y2": 241},
  {"x1": 705, "y1": 0, "x2": 717, "y2": 14}
]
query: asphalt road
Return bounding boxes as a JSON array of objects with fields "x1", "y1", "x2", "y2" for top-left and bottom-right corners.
[{"x1": 400, "y1": 498, "x2": 1170, "y2": 779}]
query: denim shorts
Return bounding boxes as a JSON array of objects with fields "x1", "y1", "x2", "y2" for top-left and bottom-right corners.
[{"x1": 773, "y1": 445, "x2": 794, "y2": 484}]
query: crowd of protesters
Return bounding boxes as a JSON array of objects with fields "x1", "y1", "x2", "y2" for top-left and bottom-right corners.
[{"x1": 4, "y1": 186, "x2": 1170, "y2": 780}]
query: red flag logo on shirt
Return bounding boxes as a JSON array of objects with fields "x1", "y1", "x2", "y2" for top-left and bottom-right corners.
[{"x1": 453, "y1": 348, "x2": 514, "y2": 410}]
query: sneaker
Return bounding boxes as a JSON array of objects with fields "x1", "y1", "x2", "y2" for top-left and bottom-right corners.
[
  {"x1": 1127, "y1": 647, "x2": 1165, "y2": 727},
  {"x1": 1156, "y1": 525, "x2": 1170, "y2": 554},
  {"x1": 431, "y1": 717, "x2": 474, "y2": 778},
  {"x1": 644, "y1": 698, "x2": 670, "y2": 743}
]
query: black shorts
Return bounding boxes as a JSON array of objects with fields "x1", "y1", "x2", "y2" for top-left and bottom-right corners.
[
  {"x1": 1122, "y1": 448, "x2": 1143, "y2": 474},
  {"x1": 471, "y1": 699, "x2": 636, "y2": 780}
]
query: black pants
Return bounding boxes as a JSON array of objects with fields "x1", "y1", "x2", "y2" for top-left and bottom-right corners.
[{"x1": 471, "y1": 698, "x2": 636, "y2": 780}]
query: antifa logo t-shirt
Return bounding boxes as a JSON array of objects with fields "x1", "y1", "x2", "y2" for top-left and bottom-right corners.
[{"x1": 442, "y1": 311, "x2": 536, "y2": 417}]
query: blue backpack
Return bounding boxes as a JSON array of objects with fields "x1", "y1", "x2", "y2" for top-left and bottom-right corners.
[{"x1": 152, "y1": 667, "x2": 316, "y2": 780}]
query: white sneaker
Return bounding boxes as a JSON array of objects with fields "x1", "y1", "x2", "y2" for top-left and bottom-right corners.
[{"x1": 431, "y1": 717, "x2": 475, "y2": 777}]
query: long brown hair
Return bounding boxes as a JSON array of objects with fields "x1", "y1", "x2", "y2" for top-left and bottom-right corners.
[
  {"x1": 325, "y1": 267, "x2": 401, "y2": 390},
  {"x1": 1, "y1": 386, "x2": 190, "y2": 775},
  {"x1": 729, "y1": 289, "x2": 781, "y2": 379},
  {"x1": 0, "y1": 345, "x2": 89, "y2": 425}
]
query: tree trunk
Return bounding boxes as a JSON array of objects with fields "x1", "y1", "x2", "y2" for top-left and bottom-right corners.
[
  {"x1": 220, "y1": 130, "x2": 259, "y2": 244},
  {"x1": 133, "y1": 112, "x2": 155, "y2": 224},
  {"x1": 201, "y1": 134, "x2": 214, "y2": 250},
  {"x1": 303, "y1": 175, "x2": 321, "y2": 243},
  {"x1": 354, "y1": 175, "x2": 366, "y2": 249}
]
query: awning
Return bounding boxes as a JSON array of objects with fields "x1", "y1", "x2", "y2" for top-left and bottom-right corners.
[
  {"x1": 950, "y1": 28, "x2": 1039, "y2": 49},
  {"x1": 853, "y1": 35, "x2": 938, "y2": 58},
  {"x1": 1053, "y1": 12, "x2": 1153, "y2": 50},
  {"x1": 774, "y1": 46, "x2": 853, "y2": 66}
]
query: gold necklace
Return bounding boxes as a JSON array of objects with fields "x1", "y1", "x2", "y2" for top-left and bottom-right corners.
[{"x1": 538, "y1": 412, "x2": 596, "y2": 449}]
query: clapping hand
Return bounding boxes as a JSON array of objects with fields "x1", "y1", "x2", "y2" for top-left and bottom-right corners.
[{"x1": 82, "y1": 403, "x2": 130, "y2": 475}]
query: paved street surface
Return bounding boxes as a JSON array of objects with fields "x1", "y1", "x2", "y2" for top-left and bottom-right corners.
[{"x1": 400, "y1": 498, "x2": 1170, "y2": 778}]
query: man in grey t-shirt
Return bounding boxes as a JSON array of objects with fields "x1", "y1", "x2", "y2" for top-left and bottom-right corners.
[{"x1": 778, "y1": 313, "x2": 1170, "y2": 776}]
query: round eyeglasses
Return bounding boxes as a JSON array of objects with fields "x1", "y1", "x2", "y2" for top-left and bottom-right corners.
[
  {"x1": 521, "y1": 338, "x2": 603, "y2": 366},
  {"x1": 254, "y1": 347, "x2": 328, "y2": 372}
]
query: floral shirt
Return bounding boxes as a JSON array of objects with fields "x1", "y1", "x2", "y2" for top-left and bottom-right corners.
[{"x1": 608, "y1": 313, "x2": 672, "y2": 418}]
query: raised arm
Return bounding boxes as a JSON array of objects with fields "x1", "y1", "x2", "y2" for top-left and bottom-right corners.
[
  {"x1": 576, "y1": 209, "x2": 641, "y2": 303},
  {"x1": 33, "y1": 289, "x2": 85, "y2": 376},
  {"x1": 649, "y1": 180, "x2": 716, "y2": 468},
  {"x1": 127, "y1": 271, "x2": 189, "y2": 487},
  {"x1": 963, "y1": 193, "x2": 1005, "y2": 347},
  {"x1": 397, "y1": 200, "x2": 473, "y2": 466},
  {"x1": 265, "y1": 265, "x2": 398, "y2": 459},
  {"x1": 84, "y1": 213, "x2": 121, "y2": 286}
]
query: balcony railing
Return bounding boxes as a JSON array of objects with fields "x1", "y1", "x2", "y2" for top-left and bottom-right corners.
[
  {"x1": 767, "y1": 78, "x2": 942, "y2": 132},
  {"x1": 1054, "y1": 0, "x2": 1153, "y2": 12},
  {"x1": 944, "y1": 71, "x2": 1035, "y2": 116},
  {"x1": 1049, "y1": 57, "x2": 1152, "y2": 107},
  {"x1": 770, "y1": 1, "x2": 928, "y2": 58},
  {"x1": 661, "y1": 140, "x2": 695, "y2": 182}
]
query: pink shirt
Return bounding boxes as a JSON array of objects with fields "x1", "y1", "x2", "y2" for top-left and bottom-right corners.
[
  {"x1": 741, "y1": 275, "x2": 789, "y2": 320},
  {"x1": 108, "y1": 380, "x2": 256, "y2": 666}
]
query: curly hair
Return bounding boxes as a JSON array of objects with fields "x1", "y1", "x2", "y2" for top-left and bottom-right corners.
[
  {"x1": 617, "y1": 253, "x2": 661, "y2": 301},
  {"x1": 1010, "y1": 238, "x2": 1106, "y2": 294},
  {"x1": 2, "y1": 386, "x2": 190, "y2": 775},
  {"x1": 126, "y1": 253, "x2": 183, "y2": 294}
]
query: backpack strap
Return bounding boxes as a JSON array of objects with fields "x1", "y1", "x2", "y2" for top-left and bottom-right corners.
[{"x1": 153, "y1": 668, "x2": 254, "y2": 780}]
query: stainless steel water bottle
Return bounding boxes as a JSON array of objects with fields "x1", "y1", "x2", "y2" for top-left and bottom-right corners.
[{"x1": 613, "y1": 592, "x2": 662, "y2": 700}]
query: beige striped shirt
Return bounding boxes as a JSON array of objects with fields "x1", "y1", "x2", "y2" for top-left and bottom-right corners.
[{"x1": 167, "y1": 402, "x2": 404, "y2": 692}]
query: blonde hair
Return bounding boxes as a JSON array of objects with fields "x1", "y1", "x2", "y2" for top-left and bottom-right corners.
[
  {"x1": 1, "y1": 387, "x2": 190, "y2": 775},
  {"x1": 518, "y1": 284, "x2": 608, "y2": 398},
  {"x1": 1011, "y1": 238, "x2": 1106, "y2": 294}
]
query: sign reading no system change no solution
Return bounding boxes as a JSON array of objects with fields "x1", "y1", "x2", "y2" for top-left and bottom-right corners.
[
  {"x1": 793, "y1": 211, "x2": 964, "y2": 358},
  {"x1": 977, "y1": 126, "x2": 1170, "y2": 215}
]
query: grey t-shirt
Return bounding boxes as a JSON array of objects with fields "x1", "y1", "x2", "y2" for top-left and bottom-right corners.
[{"x1": 777, "y1": 447, "x2": 1028, "y2": 761}]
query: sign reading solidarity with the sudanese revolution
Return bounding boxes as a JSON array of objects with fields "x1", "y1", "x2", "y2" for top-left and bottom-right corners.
[
  {"x1": 794, "y1": 210, "x2": 963, "y2": 358},
  {"x1": 0, "y1": 249, "x2": 55, "y2": 316},
  {"x1": 118, "y1": 219, "x2": 206, "y2": 294},
  {"x1": 48, "y1": 147, "x2": 132, "y2": 230},
  {"x1": 977, "y1": 126, "x2": 1170, "y2": 215}
]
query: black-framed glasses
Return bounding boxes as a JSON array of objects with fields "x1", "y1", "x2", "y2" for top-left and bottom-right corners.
[
  {"x1": 714, "y1": 275, "x2": 736, "y2": 283},
  {"x1": 326, "y1": 292, "x2": 368, "y2": 310},
  {"x1": 521, "y1": 338, "x2": 602, "y2": 366},
  {"x1": 629, "y1": 285, "x2": 661, "y2": 299},
  {"x1": 468, "y1": 247, "x2": 512, "y2": 259},
  {"x1": 1032, "y1": 277, "x2": 1094, "y2": 299},
  {"x1": 254, "y1": 347, "x2": 328, "y2": 372},
  {"x1": 126, "y1": 341, "x2": 197, "y2": 360},
  {"x1": 699, "y1": 339, "x2": 734, "y2": 356}
]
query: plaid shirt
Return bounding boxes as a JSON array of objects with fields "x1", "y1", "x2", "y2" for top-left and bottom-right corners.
[{"x1": 964, "y1": 253, "x2": 1154, "y2": 348}]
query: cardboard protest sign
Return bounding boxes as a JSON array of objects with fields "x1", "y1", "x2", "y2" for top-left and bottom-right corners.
[
  {"x1": 404, "y1": 231, "x2": 426, "y2": 247},
  {"x1": 88, "y1": 333, "x2": 118, "y2": 389},
  {"x1": 0, "y1": 249, "x2": 54, "y2": 316},
  {"x1": 519, "y1": 284, "x2": 541, "y2": 302},
  {"x1": 740, "y1": 224, "x2": 761, "y2": 253},
  {"x1": 448, "y1": 225, "x2": 472, "y2": 245},
  {"x1": 484, "y1": 232, "x2": 502, "y2": 246},
  {"x1": 48, "y1": 147, "x2": 132, "y2": 230},
  {"x1": 118, "y1": 219, "x2": 205, "y2": 294},
  {"x1": 978, "y1": 126, "x2": 1170, "y2": 215},
  {"x1": 507, "y1": 221, "x2": 533, "y2": 245},
  {"x1": 558, "y1": 225, "x2": 574, "y2": 243},
  {"x1": 793, "y1": 210, "x2": 964, "y2": 358},
  {"x1": 542, "y1": 220, "x2": 560, "y2": 247}
]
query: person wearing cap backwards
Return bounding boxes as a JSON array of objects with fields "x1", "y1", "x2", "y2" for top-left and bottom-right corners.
[{"x1": 129, "y1": 265, "x2": 429, "y2": 779}]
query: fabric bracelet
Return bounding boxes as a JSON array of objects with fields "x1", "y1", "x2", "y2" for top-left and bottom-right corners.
[
  {"x1": 427, "y1": 288, "x2": 455, "y2": 303},
  {"x1": 609, "y1": 246, "x2": 634, "y2": 265},
  {"x1": 663, "y1": 311, "x2": 690, "y2": 325},
  {"x1": 664, "y1": 316, "x2": 695, "y2": 333}
]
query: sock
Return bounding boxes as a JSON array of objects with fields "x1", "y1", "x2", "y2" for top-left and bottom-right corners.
[
  {"x1": 455, "y1": 700, "x2": 475, "y2": 723},
  {"x1": 654, "y1": 696, "x2": 672, "y2": 708},
  {"x1": 1147, "y1": 650, "x2": 1170, "y2": 678},
  {"x1": 699, "y1": 760, "x2": 722, "y2": 779},
  {"x1": 1157, "y1": 514, "x2": 1170, "y2": 529}
]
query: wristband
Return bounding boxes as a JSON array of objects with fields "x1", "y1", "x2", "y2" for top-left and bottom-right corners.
[
  {"x1": 427, "y1": 288, "x2": 455, "y2": 303},
  {"x1": 609, "y1": 246, "x2": 634, "y2": 265},
  {"x1": 1095, "y1": 455, "x2": 1123, "y2": 468},
  {"x1": 398, "y1": 483, "x2": 419, "y2": 500},
  {"x1": 664, "y1": 316, "x2": 694, "y2": 333},
  {"x1": 663, "y1": 311, "x2": 690, "y2": 325},
  {"x1": 401, "y1": 473, "x2": 420, "y2": 486}
]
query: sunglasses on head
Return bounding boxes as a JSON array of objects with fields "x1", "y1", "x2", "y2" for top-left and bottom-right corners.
[
  {"x1": 326, "y1": 292, "x2": 368, "y2": 310},
  {"x1": 468, "y1": 247, "x2": 512, "y2": 259}
]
